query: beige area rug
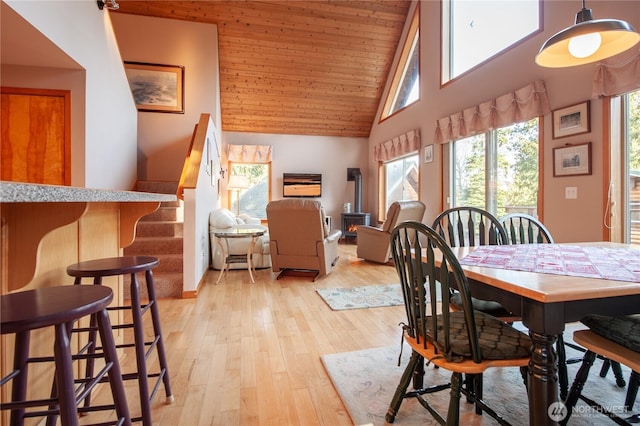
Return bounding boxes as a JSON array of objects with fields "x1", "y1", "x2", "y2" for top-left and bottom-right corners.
[
  {"x1": 316, "y1": 284, "x2": 404, "y2": 310},
  {"x1": 321, "y1": 323, "x2": 639, "y2": 425}
]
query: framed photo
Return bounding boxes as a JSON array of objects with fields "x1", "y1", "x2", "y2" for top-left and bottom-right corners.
[
  {"x1": 124, "y1": 62, "x2": 184, "y2": 113},
  {"x1": 423, "y1": 144, "x2": 434, "y2": 163},
  {"x1": 552, "y1": 101, "x2": 590, "y2": 139},
  {"x1": 553, "y1": 142, "x2": 592, "y2": 177}
]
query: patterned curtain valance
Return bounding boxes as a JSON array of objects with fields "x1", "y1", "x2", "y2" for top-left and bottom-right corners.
[
  {"x1": 434, "y1": 80, "x2": 550, "y2": 144},
  {"x1": 374, "y1": 129, "x2": 421, "y2": 162},
  {"x1": 592, "y1": 48, "x2": 640, "y2": 98},
  {"x1": 226, "y1": 144, "x2": 272, "y2": 163}
]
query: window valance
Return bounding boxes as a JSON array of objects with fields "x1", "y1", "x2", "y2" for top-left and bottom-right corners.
[
  {"x1": 434, "y1": 80, "x2": 550, "y2": 144},
  {"x1": 374, "y1": 129, "x2": 421, "y2": 162},
  {"x1": 592, "y1": 48, "x2": 640, "y2": 98},
  {"x1": 226, "y1": 144, "x2": 272, "y2": 163}
]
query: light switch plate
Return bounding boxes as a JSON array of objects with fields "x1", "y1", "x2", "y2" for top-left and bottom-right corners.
[{"x1": 565, "y1": 187, "x2": 578, "y2": 199}]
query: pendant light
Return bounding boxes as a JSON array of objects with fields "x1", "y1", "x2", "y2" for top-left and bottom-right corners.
[{"x1": 535, "y1": 0, "x2": 639, "y2": 68}]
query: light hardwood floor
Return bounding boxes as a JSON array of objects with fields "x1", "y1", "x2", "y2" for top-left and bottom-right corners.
[
  {"x1": 88, "y1": 242, "x2": 404, "y2": 425},
  {"x1": 48, "y1": 242, "x2": 640, "y2": 425}
]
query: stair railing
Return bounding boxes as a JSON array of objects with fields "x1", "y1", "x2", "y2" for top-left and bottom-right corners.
[{"x1": 175, "y1": 113, "x2": 220, "y2": 296}]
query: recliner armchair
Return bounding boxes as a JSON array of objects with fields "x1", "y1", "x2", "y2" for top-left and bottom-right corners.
[
  {"x1": 356, "y1": 200, "x2": 426, "y2": 263},
  {"x1": 266, "y1": 199, "x2": 342, "y2": 281}
]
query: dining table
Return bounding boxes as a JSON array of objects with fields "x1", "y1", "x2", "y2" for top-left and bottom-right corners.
[{"x1": 436, "y1": 241, "x2": 640, "y2": 425}]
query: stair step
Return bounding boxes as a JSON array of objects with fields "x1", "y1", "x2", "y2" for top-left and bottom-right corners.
[
  {"x1": 136, "y1": 181, "x2": 178, "y2": 195},
  {"x1": 153, "y1": 254, "x2": 183, "y2": 273},
  {"x1": 123, "y1": 272, "x2": 182, "y2": 299},
  {"x1": 136, "y1": 221, "x2": 184, "y2": 238},
  {"x1": 125, "y1": 237, "x2": 183, "y2": 255},
  {"x1": 127, "y1": 181, "x2": 184, "y2": 300},
  {"x1": 143, "y1": 207, "x2": 181, "y2": 222},
  {"x1": 160, "y1": 199, "x2": 182, "y2": 208}
]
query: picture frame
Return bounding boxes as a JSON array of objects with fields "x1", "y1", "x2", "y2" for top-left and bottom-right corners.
[
  {"x1": 553, "y1": 142, "x2": 592, "y2": 177},
  {"x1": 124, "y1": 61, "x2": 184, "y2": 113},
  {"x1": 552, "y1": 101, "x2": 590, "y2": 139},
  {"x1": 423, "y1": 144, "x2": 434, "y2": 163}
]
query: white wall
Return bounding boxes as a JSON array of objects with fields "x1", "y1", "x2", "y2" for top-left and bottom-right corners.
[
  {"x1": 369, "y1": 0, "x2": 640, "y2": 243},
  {"x1": 2, "y1": 0, "x2": 138, "y2": 189},
  {"x1": 222, "y1": 132, "x2": 369, "y2": 222},
  {"x1": 110, "y1": 14, "x2": 221, "y2": 182},
  {"x1": 183, "y1": 116, "x2": 220, "y2": 294}
]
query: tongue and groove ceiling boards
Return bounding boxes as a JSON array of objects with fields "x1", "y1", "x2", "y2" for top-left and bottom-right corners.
[{"x1": 114, "y1": 1, "x2": 412, "y2": 137}]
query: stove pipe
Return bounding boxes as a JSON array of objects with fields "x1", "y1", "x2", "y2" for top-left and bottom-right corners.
[{"x1": 354, "y1": 171, "x2": 362, "y2": 213}]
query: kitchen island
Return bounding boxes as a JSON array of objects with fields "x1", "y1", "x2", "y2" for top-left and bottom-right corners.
[
  {"x1": 1, "y1": 181, "x2": 177, "y2": 407},
  {"x1": 1, "y1": 181, "x2": 176, "y2": 295}
]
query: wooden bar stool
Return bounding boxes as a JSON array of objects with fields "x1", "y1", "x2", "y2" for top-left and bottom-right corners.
[
  {"x1": 66, "y1": 256, "x2": 174, "y2": 425},
  {"x1": 0, "y1": 286, "x2": 131, "y2": 426}
]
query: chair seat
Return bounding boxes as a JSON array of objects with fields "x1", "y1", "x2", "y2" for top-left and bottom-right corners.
[
  {"x1": 418, "y1": 310, "x2": 532, "y2": 362},
  {"x1": 573, "y1": 330, "x2": 640, "y2": 372},
  {"x1": 1, "y1": 286, "x2": 113, "y2": 333},
  {"x1": 66, "y1": 255, "x2": 159, "y2": 278},
  {"x1": 406, "y1": 334, "x2": 530, "y2": 374},
  {"x1": 581, "y1": 314, "x2": 640, "y2": 353},
  {"x1": 561, "y1": 329, "x2": 640, "y2": 425}
]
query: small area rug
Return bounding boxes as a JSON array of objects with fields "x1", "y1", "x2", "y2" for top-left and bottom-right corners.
[
  {"x1": 321, "y1": 323, "x2": 638, "y2": 425},
  {"x1": 316, "y1": 284, "x2": 403, "y2": 310}
]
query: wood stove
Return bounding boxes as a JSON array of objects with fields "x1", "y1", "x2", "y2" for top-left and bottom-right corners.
[
  {"x1": 341, "y1": 168, "x2": 370, "y2": 238},
  {"x1": 341, "y1": 212, "x2": 371, "y2": 238}
]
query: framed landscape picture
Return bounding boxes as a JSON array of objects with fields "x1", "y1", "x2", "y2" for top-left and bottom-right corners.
[
  {"x1": 423, "y1": 144, "x2": 434, "y2": 163},
  {"x1": 124, "y1": 62, "x2": 184, "y2": 113},
  {"x1": 552, "y1": 101, "x2": 590, "y2": 139},
  {"x1": 553, "y1": 142, "x2": 592, "y2": 177}
]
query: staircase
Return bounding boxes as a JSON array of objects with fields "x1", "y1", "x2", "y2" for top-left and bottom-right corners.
[{"x1": 123, "y1": 181, "x2": 184, "y2": 299}]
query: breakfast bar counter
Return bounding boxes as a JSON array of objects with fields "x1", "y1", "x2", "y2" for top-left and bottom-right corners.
[
  {"x1": 1, "y1": 181, "x2": 176, "y2": 294},
  {"x1": 1, "y1": 183, "x2": 177, "y2": 421}
]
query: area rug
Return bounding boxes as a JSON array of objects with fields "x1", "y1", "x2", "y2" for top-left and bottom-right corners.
[
  {"x1": 321, "y1": 324, "x2": 638, "y2": 426},
  {"x1": 316, "y1": 284, "x2": 403, "y2": 310}
]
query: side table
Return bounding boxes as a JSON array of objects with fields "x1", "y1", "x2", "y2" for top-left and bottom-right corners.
[{"x1": 213, "y1": 228, "x2": 266, "y2": 284}]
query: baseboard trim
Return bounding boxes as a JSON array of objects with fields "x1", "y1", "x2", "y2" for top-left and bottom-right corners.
[
  {"x1": 182, "y1": 271, "x2": 210, "y2": 298},
  {"x1": 182, "y1": 290, "x2": 197, "y2": 298}
]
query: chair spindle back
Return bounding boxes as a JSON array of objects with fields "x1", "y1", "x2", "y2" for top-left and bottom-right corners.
[
  {"x1": 390, "y1": 220, "x2": 482, "y2": 362},
  {"x1": 432, "y1": 207, "x2": 507, "y2": 248},
  {"x1": 499, "y1": 213, "x2": 554, "y2": 245}
]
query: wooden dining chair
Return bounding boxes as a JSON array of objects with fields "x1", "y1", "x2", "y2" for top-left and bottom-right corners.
[
  {"x1": 432, "y1": 207, "x2": 515, "y2": 412},
  {"x1": 385, "y1": 221, "x2": 531, "y2": 425},
  {"x1": 561, "y1": 314, "x2": 640, "y2": 425}
]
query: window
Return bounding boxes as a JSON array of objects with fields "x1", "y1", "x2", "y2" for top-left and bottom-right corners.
[
  {"x1": 380, "y1": 153, "x2": 419, "y2": 217},
  {"x1": 442, "y1": 0, "x2": 540, "y2": 83},
  {"x1": 228, "y1": 162, "x2": 271, "y2": 219},
  {"x1": 617, "y1": 90, "x2": 640, "y2": 244},
  {"x1": 380, "y1": 5, "x2": 419, "y2": 120},
  {"x1": 451, "y1": 118, "x2": 540, "y2": 218}
]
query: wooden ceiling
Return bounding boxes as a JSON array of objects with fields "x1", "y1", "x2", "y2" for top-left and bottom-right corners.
[{"x1": 113, "y1": 1, "x2": 411, "y2": 137}]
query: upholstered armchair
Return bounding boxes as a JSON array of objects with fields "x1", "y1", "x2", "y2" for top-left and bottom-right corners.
[
  {"x1": 356, "y1": 200, "x2": 426, "y2": 263},
  {"x1": 266, "y1": 199, "x2": 342, "y2": 281}
]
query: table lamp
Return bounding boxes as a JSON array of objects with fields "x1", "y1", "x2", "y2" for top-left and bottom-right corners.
[{"x1": 227, "y1": 174, "x2": 249, "y2": 216}]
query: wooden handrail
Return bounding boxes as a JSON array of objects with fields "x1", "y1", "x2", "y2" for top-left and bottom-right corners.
[{"x1": 177, "y1": 113, "x2": 212, "y2": 200}]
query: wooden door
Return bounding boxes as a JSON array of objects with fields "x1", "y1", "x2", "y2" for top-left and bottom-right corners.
[{"x1": 1, "y1": 87, "x2": 70, "y2": 185}]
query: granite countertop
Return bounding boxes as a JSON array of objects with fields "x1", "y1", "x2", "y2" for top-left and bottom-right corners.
[{"x1": 1, "y1": 182, "x2": 177, "y2": 203}]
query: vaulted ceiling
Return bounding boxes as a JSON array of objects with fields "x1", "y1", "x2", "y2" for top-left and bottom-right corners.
[{"x1": 114, "y1": 1, "x2": 412, "y2": 137}]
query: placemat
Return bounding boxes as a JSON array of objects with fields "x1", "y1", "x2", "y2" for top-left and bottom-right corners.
[{"x1": 459, "y1": 244, "x2": 640, "y2": 283}]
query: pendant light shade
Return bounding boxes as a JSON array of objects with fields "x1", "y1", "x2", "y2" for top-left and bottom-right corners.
[{"x1": 535, "y1": 2, "x2": 640, "y2": 68}]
